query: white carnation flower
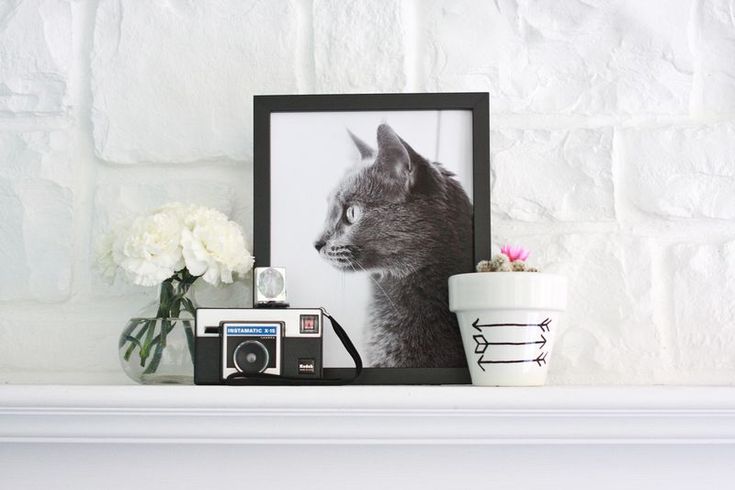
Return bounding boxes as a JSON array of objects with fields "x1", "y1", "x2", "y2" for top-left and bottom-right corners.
[
  {"x1": 115, "y1": 208, "x2": 185, "y2": 286},
  {"x1": 181, "y1": 208, "x2": 254, "y2": 286},
  {"x1": 95, "y1": 215, "x2": 136, "y2": 284},
  {"x1": 96, "y1": 202, "x2": 253, "y2": 289}
]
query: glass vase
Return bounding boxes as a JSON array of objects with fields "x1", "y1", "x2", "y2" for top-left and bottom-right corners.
[
  {"x1": 119, "y1": 317, "x2": 195, "y2": 384},
  {"x1": 119, "y1": 270, "x2": 198, "y2": 384}
]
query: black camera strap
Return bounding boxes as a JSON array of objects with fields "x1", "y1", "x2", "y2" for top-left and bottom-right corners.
[{"x1": 224, "y1": 310, "x2": 363, "y2": 386}]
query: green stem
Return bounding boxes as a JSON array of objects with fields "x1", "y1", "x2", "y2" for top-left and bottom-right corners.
[
  {"x1": 143, "y1": 320, "x2": 173, "y2": 375},
  {"x1": 118, "y1": 319, "x2": 147, "y2": 361},
  {"x1": 119, "y1": 318, "x2": 143, "y2": 349},
  {"x1": 123, "y1": 269, "x2": 199, "y2": 374},
  {"x1": 139, "y1": 318, "x2": 157, "y2": 367}
]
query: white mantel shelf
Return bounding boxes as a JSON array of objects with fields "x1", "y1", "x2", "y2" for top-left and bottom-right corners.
[{"x1": 2, "y1": 385, "x2": 734, "y2": 445}]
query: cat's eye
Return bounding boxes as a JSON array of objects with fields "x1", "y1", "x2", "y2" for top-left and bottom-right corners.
[{"x1": 345, "y1": 204, "x2": 362, "y2": 224}]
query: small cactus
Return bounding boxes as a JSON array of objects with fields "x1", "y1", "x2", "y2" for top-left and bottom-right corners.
[
  {"x1": 476, "y1": 245, "x2": 539, "y2": 272},
  {"x1": 476, "y1": 253, "x2": 512, "y2": 272},
  {"x1": 475, "y1": 260, "x2": 492, "y2": 272},
  {"x1": 511, "y1": 260, "x2": 527, "y2": 271}
]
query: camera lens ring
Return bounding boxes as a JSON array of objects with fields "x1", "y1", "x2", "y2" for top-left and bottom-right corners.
[{"x1": 233, "y1": 340, "x2": 270, "y2": 374}]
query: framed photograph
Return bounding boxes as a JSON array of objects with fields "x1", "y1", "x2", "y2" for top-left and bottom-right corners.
[{"x1": 253, "y1": 93, "x2": 490, "y2": 384}]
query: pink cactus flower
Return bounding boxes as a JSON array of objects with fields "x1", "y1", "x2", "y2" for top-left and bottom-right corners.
[{"x1": 500, "y1": 244, "x2": 530, "y2": 262}]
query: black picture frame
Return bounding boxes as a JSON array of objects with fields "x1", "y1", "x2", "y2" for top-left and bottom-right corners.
[{"x1": 253, "y1": 92, "x2": 490, "y2": 385}]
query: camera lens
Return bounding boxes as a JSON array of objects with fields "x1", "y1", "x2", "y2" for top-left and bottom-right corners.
[{"x1": 233, "y1": 340, "x2": 270, "y2": 374}]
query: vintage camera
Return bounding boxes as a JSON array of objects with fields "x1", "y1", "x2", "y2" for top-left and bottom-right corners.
[{"x1": 194, "y1": 267, "x2": 324, "y2": 385}]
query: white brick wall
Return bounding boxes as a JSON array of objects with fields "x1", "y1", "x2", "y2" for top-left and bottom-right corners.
[{"x1": 0, "y1": 0, "x2": 733, "y2": 384}]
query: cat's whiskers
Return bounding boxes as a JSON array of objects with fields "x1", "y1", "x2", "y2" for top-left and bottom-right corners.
[
  {"x1": 329, "y1": 256, "x2": 352, "y2": 270},
  {"x1": 353, "y1": 258, "x2": 399, "y2": 316}
]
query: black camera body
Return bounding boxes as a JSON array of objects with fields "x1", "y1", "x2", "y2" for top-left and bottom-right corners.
[{"x1": 194, "y1": 307, "x2": 324, "y2": 385}]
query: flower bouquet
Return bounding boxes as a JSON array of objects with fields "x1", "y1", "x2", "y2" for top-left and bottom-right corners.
[{"x1": 98, "y1": 203, "x2": 253, "y2": 384}]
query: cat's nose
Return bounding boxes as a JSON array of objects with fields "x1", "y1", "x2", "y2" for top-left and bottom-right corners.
[{"x1": 314, "y1": 240, "x2": 326, "y2": 252}]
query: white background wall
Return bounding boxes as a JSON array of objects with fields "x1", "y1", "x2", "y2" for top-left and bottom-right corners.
[{"x1": 0, "y1": 0, "x2": 733, "y2": 384}]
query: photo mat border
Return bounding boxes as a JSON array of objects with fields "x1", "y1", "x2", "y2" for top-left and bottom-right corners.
[{"x1": 253, "y1": 92, "x2": 491, "y2": 385}]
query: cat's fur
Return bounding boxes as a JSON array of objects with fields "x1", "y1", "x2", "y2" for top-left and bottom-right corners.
[{"x1": 314, "y1": 124, "x2": 473, "y2": 368}]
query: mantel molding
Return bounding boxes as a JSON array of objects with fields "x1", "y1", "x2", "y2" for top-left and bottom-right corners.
[{"x1": 2, "y1": 385, "x2": 735, "y2": 445}]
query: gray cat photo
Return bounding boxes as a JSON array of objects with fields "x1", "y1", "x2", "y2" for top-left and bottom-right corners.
[
  {"x1": 314, "y1": 124, "x2": 473, "y2": 368},
  {"x1": 267, "y1": 106, "x2": 480, "y2": 372}
]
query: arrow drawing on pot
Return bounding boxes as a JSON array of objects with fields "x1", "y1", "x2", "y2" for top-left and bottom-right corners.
[
  {"x1": 476, "y1": 352, "x2": 548, "y2": 371},
  {"x1": 472, "y1": 333, "x2": 547, "y2": 354},
  {"x1": 472, "y1": 318, "x2": 551, "y2": 333}
]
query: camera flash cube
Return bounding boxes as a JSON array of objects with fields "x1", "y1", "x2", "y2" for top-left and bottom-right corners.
[{"x1": 254, "y1": 267, "x2": 288, "y2": 306}]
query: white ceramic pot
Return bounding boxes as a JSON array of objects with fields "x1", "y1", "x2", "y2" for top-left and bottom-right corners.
[{"x1": 449, "y1": 272, "x2": 567, "y2": 386}]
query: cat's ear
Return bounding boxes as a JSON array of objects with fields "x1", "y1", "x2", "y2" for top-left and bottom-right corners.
[
  {"x1": 348, "y1": 130, "x2": 375, "y2": 160},
  {"x1": 376, "y1": 124, "x2": 439, "y2": 195},
  {"x1": 376, "y1": 123, "x2": 412, "y2": 177}
]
